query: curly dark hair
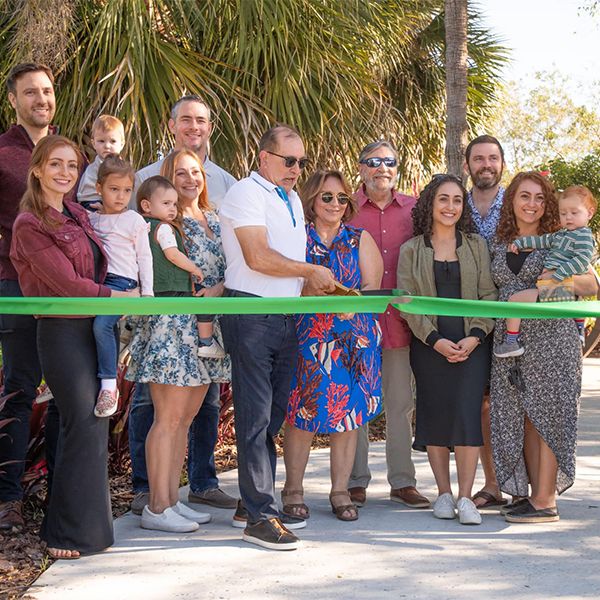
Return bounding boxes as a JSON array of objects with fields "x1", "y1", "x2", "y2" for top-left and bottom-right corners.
[
  {"x1": 412, "y1": 174, "x2": 476, "y2": 237},
  {"x1": 495, "y1": 172, "x2": 560, "y2": 243}
]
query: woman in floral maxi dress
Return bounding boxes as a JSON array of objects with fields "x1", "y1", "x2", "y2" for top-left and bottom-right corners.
[{"x1": 282, "y1": 170, "x2": 383, "y2": 522}]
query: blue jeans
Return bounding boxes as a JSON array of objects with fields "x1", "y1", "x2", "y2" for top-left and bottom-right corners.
[
  {"x1": 128, "y1": 381, "x2": 220, "y2": 494},
  {"x1": 220, "y1": 313, "x2": 298, "y2": 524},
  {"x1": 94, "y1": 273, "x2": 138, "y2": 379},
  {"x1": 0, "y1": 279, "x2": 58, "y2": 501}
]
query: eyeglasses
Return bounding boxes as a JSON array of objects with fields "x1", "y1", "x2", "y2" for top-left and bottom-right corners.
[
  {"x1": 266, "y1": 151, "x2": 309, "y2": 169},
  {"x1": 359, "y1": 157, "x2": 397, "y2": 168},
  {"x1": 320, "y1": 192, "x2": 351, "y2": 205}
]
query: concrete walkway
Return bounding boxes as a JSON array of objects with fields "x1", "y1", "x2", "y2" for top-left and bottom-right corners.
[{"x1": 30, "y1": 360, "x2": 600, "y2": 600}]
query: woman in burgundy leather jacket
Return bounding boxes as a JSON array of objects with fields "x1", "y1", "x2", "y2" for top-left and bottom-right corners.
[{"x1": 10, "y1": 135, "x2": 137, "y2": 559}]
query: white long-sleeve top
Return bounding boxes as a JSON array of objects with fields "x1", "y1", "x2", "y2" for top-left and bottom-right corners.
[{"x1": 88, "y1": 210, "x2": 154, "y2": 295}]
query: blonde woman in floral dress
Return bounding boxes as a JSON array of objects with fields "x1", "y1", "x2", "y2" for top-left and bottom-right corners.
[{"x1": 127, "y1": 150, "x2": 230, "y2": 533}]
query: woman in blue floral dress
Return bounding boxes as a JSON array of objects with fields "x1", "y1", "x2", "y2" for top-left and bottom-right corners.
[
  {"x1": 127, "y1": 150, "x2": 230, "y2": 533},
  {"x1": 282, "y1": 170, "x2": 383, "y2": 521}
]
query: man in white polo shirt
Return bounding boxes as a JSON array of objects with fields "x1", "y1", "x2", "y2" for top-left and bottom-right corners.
[{"x1": 220, "y1": 125, "x2": 336, "y2": 551}]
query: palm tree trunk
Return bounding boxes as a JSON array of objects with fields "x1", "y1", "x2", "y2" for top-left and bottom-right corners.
[{"x1": 444, "y1": 0, "x2": 468, "y2": 178}]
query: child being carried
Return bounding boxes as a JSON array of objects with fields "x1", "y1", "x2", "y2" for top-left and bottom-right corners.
[
  {"x1": 89, "y1": 155, "x2": 153, "y2": 417},
  {"x1": 495, "y1": 185, "x2": 597, "y2": 358},
  {"x1": 137, "y1": 175, "x2": 225, "y2": 359}
]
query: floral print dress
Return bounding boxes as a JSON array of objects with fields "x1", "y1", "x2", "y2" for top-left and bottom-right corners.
[
  {"x1": 489, "y1": 240, "x2": 581, "y2": 496},
  {"x1": 287, "y1": 223, "x2": 382, "y2": 433},
  {"x1": 126, "y1": 212, "x2": 231, "y2": 386}
]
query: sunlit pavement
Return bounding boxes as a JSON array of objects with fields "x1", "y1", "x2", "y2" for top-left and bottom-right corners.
[{"x1": 30, "y1": 359, "x2": 600, "y2": 600}]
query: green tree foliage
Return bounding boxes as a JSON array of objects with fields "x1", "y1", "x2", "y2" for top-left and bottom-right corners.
[
  {"x1": 493, "y1": 71, "x2": 600, "y2": 175},
  {"x1": 542, "y1": 151, "x2": 600, "y2": 234},
  {"x1": 0, "y1": 0, "x2": 507, "y2": 186}
]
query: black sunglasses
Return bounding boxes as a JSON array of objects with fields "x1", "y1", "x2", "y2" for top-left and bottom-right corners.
[
  {"x1": 266, "y1": 150, "x2": 309, "y2": 169},
  {"x1": 359, "y1": 157, "x2": 397, "y2": 168},
  {"x1": 320, "y1": 192, "x2": 351, "y2": 205}
]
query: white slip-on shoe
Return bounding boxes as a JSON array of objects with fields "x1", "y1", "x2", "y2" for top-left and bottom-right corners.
[
  {"x1": 141, "y1": 505, "x2": 199, "y2": 533},
  {"x1": 173, "y1": 501, "x2": 211, "y2": 524},
  {"x1": 457, "y1": 497, "x2": 482, "y2": 525},
  {"x1": 197, "y1": 339, "x2": 226, "y2": 358},
  {"x1": 432, "y1": 493, "x2": 456, "y2": 520}
]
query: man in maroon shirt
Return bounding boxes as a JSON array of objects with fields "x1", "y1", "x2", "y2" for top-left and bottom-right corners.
[
  {"x1": 0, "y1": 63, "x2": 57, "y2": 531},
  {"x1": 348, "y1": 140, "x2": 430, "y2": 508}
]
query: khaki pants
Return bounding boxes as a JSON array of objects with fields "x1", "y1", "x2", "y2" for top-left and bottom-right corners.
[{"x1": 349, "y1": 346, "x2": 416, "y2": 489}]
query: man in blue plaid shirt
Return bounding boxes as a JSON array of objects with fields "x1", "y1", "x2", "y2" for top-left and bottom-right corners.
[{"x1": 465, "y1": 135, "x2": 505, "y2": 245}]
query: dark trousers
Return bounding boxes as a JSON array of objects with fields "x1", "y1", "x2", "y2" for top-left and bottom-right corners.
[
  {"x1": 220, "y1": 313, "x2": 298, "y2": 523},
  {"x1": 38, "y1": 318, "x2": 113, "y2": 553},
  {"x1": 0, "y1": 279, "x2": 58, "y2": 502},
  {"x1": 128, "y1": 381, "x2": 220, "y2": 494}
]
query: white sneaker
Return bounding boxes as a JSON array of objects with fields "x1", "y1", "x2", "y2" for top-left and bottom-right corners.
[
  {"x1": 198, "y1": 338, "x2": 226, "y2": 358},
  {"x1": 173, "y1": 501, "x2": 211, "y2": 524},
  {"x1": 432, "y1": 493, "x2": 456, "y2": 519},
  {"x1": 457, "y1": 497, "x2": 482, "y2": 525},
  {"x1": 141, "y1": 505, "x2": 199, "y2": 533}
]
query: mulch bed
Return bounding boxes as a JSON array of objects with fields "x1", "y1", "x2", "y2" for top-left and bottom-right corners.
[{"x1": 0, "y1": 415, "x2": 386, "y2": 599}]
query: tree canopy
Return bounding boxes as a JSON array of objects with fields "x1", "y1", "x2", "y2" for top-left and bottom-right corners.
[
  {"x1": 0, "y1": 0, "x2": 507, "y2": 187},
  {"x1": 492, "y1": 71, "x2": 600, "y2": 176}
]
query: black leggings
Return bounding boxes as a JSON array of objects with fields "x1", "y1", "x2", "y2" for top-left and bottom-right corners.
[{"x1": 37, "y1": 318, "x2": 113, "y2": 554}]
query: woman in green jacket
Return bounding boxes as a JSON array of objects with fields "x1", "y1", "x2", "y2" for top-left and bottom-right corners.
[{"x1": 397, "y1": 174, "x2": 497, "y2": 526}]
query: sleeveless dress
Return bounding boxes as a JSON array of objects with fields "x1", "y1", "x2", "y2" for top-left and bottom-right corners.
[
  {"x1": 410, "y1": 259, "x2": 490, "y2": 450},
  {"x1": 126, "y1": 212, "x2": 230, "y2": 386},
  {"x1": 489, "y1": 240, "x2": 581, "y2": 496},
  {"x1": 286, "y1": 223, "x2": 382, "y2": 433}
]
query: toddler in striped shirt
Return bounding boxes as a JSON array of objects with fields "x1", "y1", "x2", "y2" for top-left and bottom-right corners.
[{"x1": 495, "y1": 185, "x2": 597, "y2": 357}]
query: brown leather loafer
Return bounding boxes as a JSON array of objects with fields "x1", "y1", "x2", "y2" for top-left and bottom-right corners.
[
  {"x1": 348, "y1": 486, "x2": 366, "y2": 507},
  {"x1": 390, "y1": 486, "x2": 430, "y2": 508},
  {"x1": 0, "y1": 500, "x2": 24, "y2": 531}
]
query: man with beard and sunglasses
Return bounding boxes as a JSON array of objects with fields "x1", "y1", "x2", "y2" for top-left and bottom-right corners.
[
  {"x1": 347, "y1": 140, "x2": 430, "y2": 510},
  {"x1": 463, "y1": 134, "x2": 508, "y2": 510}
]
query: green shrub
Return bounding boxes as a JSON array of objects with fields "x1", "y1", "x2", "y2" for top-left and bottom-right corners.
[{"x1": 541, "y1": 151, "x2": 600, "y2": 234}]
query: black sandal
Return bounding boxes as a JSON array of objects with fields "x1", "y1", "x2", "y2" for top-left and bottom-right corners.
[
  {"x1": 281, "y1": 488, "x2": 310, "y2": 519},
  {"x1": 329, "y1": 491, "x2": 358, "y2": 522}
]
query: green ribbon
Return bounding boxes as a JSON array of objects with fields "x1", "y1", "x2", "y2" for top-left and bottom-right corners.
[
  {"x1": 0, "y1": 294, "x2": 398, "y2": 316},
  {"x1": 0, "y1": 291, "x2": 599, "y2": 318},
  {"x1": 396, "y1": 296, "x2": 600, "y2": 319}
]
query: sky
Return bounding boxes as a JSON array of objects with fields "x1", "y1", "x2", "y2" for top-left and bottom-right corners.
[{"x1": 480, "y1": 0, "x2": 600, "y2": 100}]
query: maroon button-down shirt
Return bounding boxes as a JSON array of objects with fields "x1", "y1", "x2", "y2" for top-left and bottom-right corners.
[{"x1": 350, "y1": 184, "x2": 416, "y2": 349}]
